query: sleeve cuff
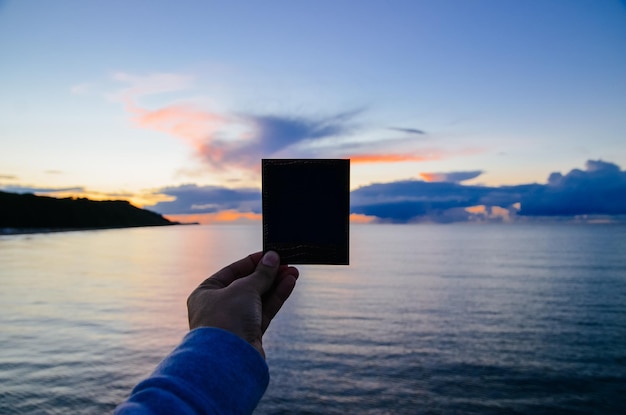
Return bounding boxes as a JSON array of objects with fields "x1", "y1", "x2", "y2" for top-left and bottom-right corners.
[{"x1": 116, "y1": 328, "x2": 269, "y2": 415}]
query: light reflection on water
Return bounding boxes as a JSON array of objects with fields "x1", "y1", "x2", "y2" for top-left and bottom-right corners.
[
  {"x1": 1, "y1": 224, "x2": 625, "y2": 414},
  {"x1": 1, "y1": 225, "x2": 262, "y2": 414}
]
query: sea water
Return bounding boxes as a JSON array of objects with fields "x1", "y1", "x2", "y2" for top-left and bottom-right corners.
[{"x1": 1, "y1": 224, "x2": 625, "y2": 414}]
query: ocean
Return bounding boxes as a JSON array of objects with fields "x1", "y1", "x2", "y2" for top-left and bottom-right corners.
[{"x1": 1, "y1": 224, "x2": 625, "y2": 414}]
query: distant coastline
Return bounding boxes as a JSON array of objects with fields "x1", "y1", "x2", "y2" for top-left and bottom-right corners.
[
  {"x1": 0, "y1": 191, "x2": 192, "y2": 235},
  {"x1": 0, "y1": 224, "x2": 182, "y2": 236}
]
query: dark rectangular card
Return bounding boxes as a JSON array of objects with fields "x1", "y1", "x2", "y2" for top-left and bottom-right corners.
[{"x1": 262, "y1": 159, "x2": 350, "y2": 265}]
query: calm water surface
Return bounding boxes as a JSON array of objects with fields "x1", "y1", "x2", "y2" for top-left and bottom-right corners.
[{"x1": 1, "y1": 224, "x2": 625, "y2": 414}]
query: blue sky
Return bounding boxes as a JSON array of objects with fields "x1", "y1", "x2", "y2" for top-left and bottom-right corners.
[{"x1": 1, "y1": 1, "x2": 625, "y2": 222}]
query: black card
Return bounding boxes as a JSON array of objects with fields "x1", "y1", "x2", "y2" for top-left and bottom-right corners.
[{"x1": 262, "y1": 159, "x2": 350, "y2": 265}]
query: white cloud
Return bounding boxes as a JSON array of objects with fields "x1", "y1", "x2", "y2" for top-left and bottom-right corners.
[
  {"x1": 112, "y1": 72, "x2": 194, "y2": 99},
  {"x1": 70, "y1": 82, "x2": 94, "y2": 95}
]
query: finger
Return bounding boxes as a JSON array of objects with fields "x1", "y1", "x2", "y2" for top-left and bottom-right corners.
[
  {"x1": 240, "y1": 250, "x2": 281, "y2": 294},
  {"x1": 261, "y1": 269, "x2": 298, "y2": 333},
  {"x1": 198, "y1": 252, "x2": 263, "y2": 289}
]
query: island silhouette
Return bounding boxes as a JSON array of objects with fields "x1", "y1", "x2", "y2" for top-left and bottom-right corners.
[{"x1": 0, "y1": 191, "x2": 179, "y2": 234}]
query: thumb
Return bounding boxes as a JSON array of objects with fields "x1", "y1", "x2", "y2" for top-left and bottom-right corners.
[{"x1": 243, "y1": 250, "x2": 280, "y2": 295}]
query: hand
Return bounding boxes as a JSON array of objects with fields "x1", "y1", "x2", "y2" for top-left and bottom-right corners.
[{"x1": 187, "y1": 251, "x2": 299, "y2": 358}]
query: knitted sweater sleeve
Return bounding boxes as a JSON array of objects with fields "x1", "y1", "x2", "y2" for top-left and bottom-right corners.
[{"x1": 115, "y1": 328, "x2": 269, "y2": 415}]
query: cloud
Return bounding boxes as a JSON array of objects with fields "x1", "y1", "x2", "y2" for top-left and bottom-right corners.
[
  {"x1": 114, "y1": 72, "x2": 359, "y2": 169},
  {"x1": 131, "y1": 104, "x2": 226, "y2": 146},
  {"x1": 142, "y1": 160, "x2": 626, "y2": 223},
  {"x1": 350, "y1": 154, "x2": 435, "y2": 163},
  {"x1": 388, "y1": 127, "x2": 426, "y2": 135},
  {"x1": 349, "y1": 160, "x2": 626, "y2": 222},
  {"x1": 420, "y1": 170, "x2": 483, "y2": 183},
  {"x1": 113, "y1": 72, "x2": 217, "y2": 147},
  {"x1": 195, "y1": 111, "x2": 359, "y2": 170},
  {"x1": 519, "y1": 160, "x2": 626, "y2": 216},
  {"x1": 0, "y1": 174, "x2": 17, "y2": 180},
  {"x1": 111, "y1": 72, "x2": 480, "y2": 173},
  {"x1": 253, "y1": 112, "x2": 357, "y2": 153},
  {"x1": 350, "y1": 180, "x2": 524, "y2": 222},
  {"x1": 113, "y1": 72, "x2": 193, "y2": 100},
  {"x1": 151, "y1": 184, "x2": 261, "y2": 214},
  {"x1": 149, "y1": 179, "x2": 519, "y2": 223},
  {"x1": 129, "y1": 98, "x2": 452, "y2": 170}
]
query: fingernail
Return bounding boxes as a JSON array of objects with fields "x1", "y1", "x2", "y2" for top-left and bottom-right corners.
[{"x1": 262, "y1": 251, "x2": 279, "y2": 267}]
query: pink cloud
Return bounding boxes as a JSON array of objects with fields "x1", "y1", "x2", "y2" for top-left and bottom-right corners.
[
  {"x1": 112, "y1": 72, "x2": 483, "y2": 173},
  {"x1": 131, "y1": 104, "x2": 225, "y2": 148}
]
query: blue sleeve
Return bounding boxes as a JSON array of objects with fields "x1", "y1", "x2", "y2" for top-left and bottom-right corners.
[{"x1": 115, "y1": 328, "x2": 269, "y2": 415}]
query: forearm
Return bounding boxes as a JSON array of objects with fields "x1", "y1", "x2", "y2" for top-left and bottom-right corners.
[{"x1": 115, "y1": 328, "x2": 269, "y2": 415}]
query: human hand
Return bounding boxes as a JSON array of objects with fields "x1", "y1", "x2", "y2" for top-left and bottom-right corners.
[{"x1": 187, "y1": 251, "x2": 299, "y2": 358}]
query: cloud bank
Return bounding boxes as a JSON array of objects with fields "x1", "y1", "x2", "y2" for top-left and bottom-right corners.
[
  {"x1": 6, "y1": 160, "x2": 622, "y2": 223},
  {"x1": 520, "y1": 160, "x2": 626, "y2": 216},
  {"x1": 112, "y1": 72, "x2": 478, "y2": 174},
  {"x1": 352, "y1": 160, "x2": 626, "y2": 222},
  {"x1": 151, "y1": 184, "x2": 261, "y2": 214},
  {"x1": 147, "y1": 160, "x2": 626, "y2": 224},
  {"x1": 350, "y1": 180, "x2": 536, "y2": 223}
]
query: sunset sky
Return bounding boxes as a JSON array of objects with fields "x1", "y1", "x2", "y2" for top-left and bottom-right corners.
[{"x1": 1, "y1": 1, "x2": 625, "y2": 223}]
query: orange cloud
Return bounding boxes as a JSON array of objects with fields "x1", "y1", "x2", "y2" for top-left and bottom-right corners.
[
  {"x1": 165, "y1": 210, "x2": 262, "y2": 224},
  {"x1": 350, "y1": 154, "x2": 437, "y2": 164},
  {"x1": 465, "y1": 205, "x2": 486, "y2": 214},
  {"x1": 349, "y1": 213, "x2": 376, "y2": 223},
  {"x1": 350, "y1": 147, "x2": 482, "y2": 165},
  {"x1": 419, "y1": 172, "x2": 437, "y2": 182}
]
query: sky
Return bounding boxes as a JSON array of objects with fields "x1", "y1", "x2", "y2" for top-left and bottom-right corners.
[{"x1": 1, "y1": 0, "x2": 625, "y2": 223}]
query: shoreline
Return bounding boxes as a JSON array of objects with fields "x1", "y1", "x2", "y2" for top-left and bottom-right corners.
[{"x1": 0, "y1": 222, "x2": 198, "y2": 236}]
